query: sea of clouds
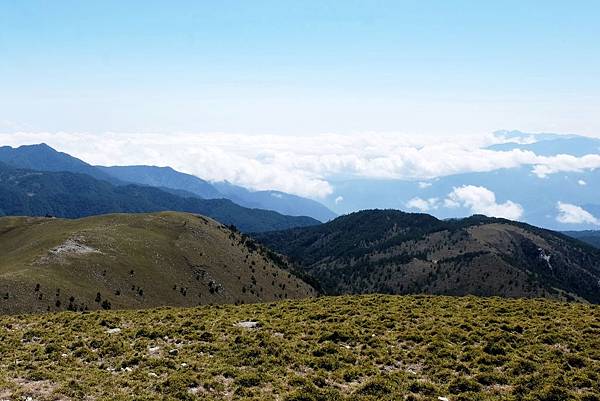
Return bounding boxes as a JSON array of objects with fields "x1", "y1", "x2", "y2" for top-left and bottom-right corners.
[{"x1": 1, "y1": 131, "x2": 600, "y2": 201}]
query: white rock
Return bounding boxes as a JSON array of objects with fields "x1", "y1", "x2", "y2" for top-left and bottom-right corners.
[
  {"x1": 106, "y1": 328, "x2": 121, "y2": 334},
  {"x1": 438, "y1": 397, "x2": 450, "y2": 401},
  {"x1": 236, "y1": 321, "x2": 260, "y2": 329}
]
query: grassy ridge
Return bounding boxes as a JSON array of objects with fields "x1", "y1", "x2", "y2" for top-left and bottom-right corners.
[
  {"x1": 0, "y1": 295, "x2": 598, "y2": 400},
  {"x1": 0, "y1": 212, "x2": 315, "y2": 314}
]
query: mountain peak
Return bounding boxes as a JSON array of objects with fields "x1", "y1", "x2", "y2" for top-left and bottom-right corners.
[
  {"x1": 256, "y1": 208, "x2": 600, "y2": 303},
  {"x1": 0, "y1": 142, "x2": 119, "y2": 183},
  {"x1": 26, "y1": 142, "x2": 53, "y2": 149}
]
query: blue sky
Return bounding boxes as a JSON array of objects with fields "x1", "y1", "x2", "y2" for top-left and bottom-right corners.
[{"x1": 1, "y1": 1, "x2": 599, "y2": 135}]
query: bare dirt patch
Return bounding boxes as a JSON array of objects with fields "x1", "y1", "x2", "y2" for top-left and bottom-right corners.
[
  {"x1": 37, "y1": 237, "x2": 101, "y2": 265},
  {"x1": 49, "y1": 239, "x2": 100, "y2": 256}
]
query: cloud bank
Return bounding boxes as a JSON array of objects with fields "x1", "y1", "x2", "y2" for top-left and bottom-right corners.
[
  {"x1": 0, "y1": 131, "x2": 599, "y2": 199},
  {"x1": 445, "y1": 186, "x2": 524, "y2": 220},
  {"x1": 406, "y1": 197, "x2": 439, "y2": 212},
  {"x1": 556, "y1": 202, "x2": 599, "y2": 225},
  {"x1": 407, "y1": 186, "x2": 524, "y2": 220}
]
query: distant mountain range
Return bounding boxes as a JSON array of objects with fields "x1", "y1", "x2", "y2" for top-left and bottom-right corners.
[
  {"x1": 0, "y1": 143, "x2": 336, "y2": 222},
  {"x1": 4, "y1": 133, "x2": 600, "y2": 231},
  {"x1": 487, "y1": 132, "x2": 600, "y2": 156},
  {"x1": 257, "y1": 209, "x2": 600, "y2": 303},
  {"x1": 564, "y1": 230, "x2": 600, "y2": 249},
  {"x1": 210, "y1": 181, "x2": 336, "y2": 222},
  {"x1": 0, "y1": 161, "x2": 319, "y2": 233},
  {"x1": 97, "y1": 165, "x2": 223, "y2": 198},
  {"x1": 322, "y1": 132, "x2": 600, "y2": 230},
  {"x1": 0, "y1": 143, "x2": 119, "y2": 184},
  {"x1": 0, "y1": 212, "x2": 315, "y2": 314},
  {"x1": 98, "y1": 165, "x2": 336, "y2": 222}
]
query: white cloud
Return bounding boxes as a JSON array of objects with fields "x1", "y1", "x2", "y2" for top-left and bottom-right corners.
[
  {"x1": 445, "y1": 185, "x2": 524, "y2": 220},
  {"x1": 418, "y1": 181, "x2": 432, "y2": 189},
  {"x1": 443, "y1": 198, "x2": 461, "y2": 209},
  {"x1": 556, "y1": 202, "x2": 599, "y2": 225},
  {"x1": 334, "y1": 196, "x2": 344, "y2": 205},
  {"x1": 1, "y1": 130, "x2": 599, "y2": 199},
  {"x1": 406, "y1": 197, "x2": 439, "y2": 212},
  {"x1": 578, "y1": 179, "x2": 587, "y2": 186},
  {"x1": 531, "y1": 154, "x2": 600, "y2": 178}
]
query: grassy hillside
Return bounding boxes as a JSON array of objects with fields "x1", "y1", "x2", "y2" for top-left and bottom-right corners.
[
  {"x1": 0, "y1": 295, "x2": 598, "y2": 400},
  {"x1": 256, "y1": 210, "x2": 600, "y2": 303},
  {"x1": 0, "y1": 212, "x2": 315, "y2": 314}
]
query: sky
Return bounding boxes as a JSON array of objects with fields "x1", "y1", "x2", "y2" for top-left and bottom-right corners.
[
  {"x1": 1, "y1": 0, "x2": 600, "y2": 221},
  {"x1": 1, "y1": 1, "x2": 600, "y2": 136}
]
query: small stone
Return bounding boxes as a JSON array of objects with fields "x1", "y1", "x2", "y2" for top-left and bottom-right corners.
[
  {"x1": 169, "y1": 349, "x2": 178, "y2": 355},
  {"x1": 236, "y1": 321, "x2": 260, "y2": 329}
]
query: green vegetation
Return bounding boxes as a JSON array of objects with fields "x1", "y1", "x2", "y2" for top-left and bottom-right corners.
[
  {"x1": 564, "y1": 230, "x2": 600, "y2": 249},
  {"x1": 0, "y1": 295, "x2": 598, "y2": 400},
  {"x1": 0, "y1": 212, "x2": 315, "y2": 314},
  {"x1": 256, "y1": 210, "x2": 600, "y2": 303},
  {"x1": 0, "y1": 143, "x2": 335, "y2": 223},
  {"x1": 0, "y1": 161, "x2": 319, "y2": 233}
]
